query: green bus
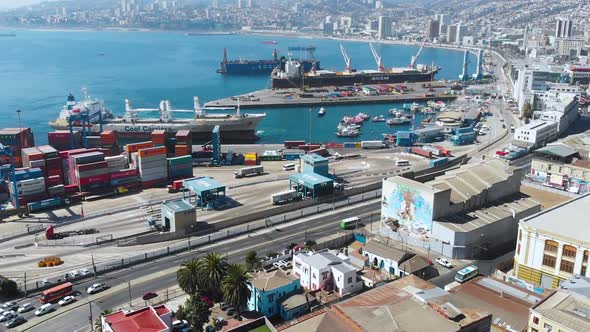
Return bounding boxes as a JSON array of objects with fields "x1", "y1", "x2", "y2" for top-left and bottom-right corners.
[{"x1": 340, "y1": 217, "x2": 360, "y2": 229}]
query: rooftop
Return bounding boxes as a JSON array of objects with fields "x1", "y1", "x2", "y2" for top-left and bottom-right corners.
[
  {"x1": 279, "y1": 293, "x2": 314, "y2": 311},
  {"x1": 289, "y1": 172, "x2": 333, "y2": 187},
  {"x1": 103, "y1": 306, "x2": 169, "y2": 332},
  {"x1": 362, "y1": 240, "x2": 412, "y2": 262},
  {"x1": 536, "y1": 143, "x2": 579, "y2": 159},
  {"x1": 522, "y1": 194, "x2": 590, "y2": 246},
  {"x1": 532, "y1": 288, "x2": 590, "y2": 332},
  {"x1": 183, "y1": 176, "x2": 225, "y2": 194},
  {"x1": 301, "y1": 153, "x2": 328, "y2": 164},
  {"x1": 249, "y1": 269, "x2": 298, "y2": 292},
  {"x1": 560, "y1": 275, "x2": 590, "y2": 298},
  {"x1": 161, "y1": 199, "x2": 194, "y2": 213}
]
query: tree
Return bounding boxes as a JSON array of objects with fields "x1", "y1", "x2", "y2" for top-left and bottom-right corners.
[
  {"x1": 522, "y1": 101, "x2": 534, "y2": 123},
  {"x1": 245, "y1": 250, "x2": 259, "y2": 270},
  {"x1": 176, "y1": 295, "x2": 212, "y2": 332},
  {"x1": 0, "y1": 276, "x2": 18, "y2": 297},
  {"x1": 198, "y1": 253, "x2": 227, "y2": 301},
  {"x1": 94, "y1": 309, "x2": 113, "y2": 332},
  {"x1": 177, "y1": 258, "x2": 202, "y2": 295},
  {"x1": 222, "y1": 264, "x2": 251, "y2": 319}
]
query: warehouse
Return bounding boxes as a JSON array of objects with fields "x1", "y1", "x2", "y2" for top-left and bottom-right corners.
[
  {"x1": 300, "y1": 153, "x2": 329, "y2": 177},
  {"x1": 160, "y1": 199, "x2": 196, "y2": 234},
  {"x1": 289, "y1": 172, "x2": 333, "y2": 198},
  {"x1": 413, "y1": 126, "x2": 444, "y2": 143},
  {"x1": 182, "y1": 177, "x2": 226, "y2": 208}
]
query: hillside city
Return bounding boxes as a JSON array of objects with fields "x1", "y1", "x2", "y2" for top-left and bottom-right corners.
[{"x1": 0, "y1": 0, "x2": 589, "y2": 332}]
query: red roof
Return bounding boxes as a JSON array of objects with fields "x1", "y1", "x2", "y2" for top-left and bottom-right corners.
[
  {"x1": 153, "y1": 305, "x2": 171, "y2": 316},
  {"x1": 104, "y1": 307, "x2": 168, "y2": 332}
]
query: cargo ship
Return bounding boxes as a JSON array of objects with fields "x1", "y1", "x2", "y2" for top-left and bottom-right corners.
[
  {"x1": 217, "y1": 47, "x2": 320, "y2": 75},
  {"x1": 271, "y1": 43, "x2": 439, "y2": 89},
  {"x1": 48, "y1": 91, "x2": 265, "y2": 143}
]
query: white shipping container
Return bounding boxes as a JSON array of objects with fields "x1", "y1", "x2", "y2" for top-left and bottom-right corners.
[
  {"x1": 139, "y1": 162, "x2": 166, "y2": 172},
  {"x1": 14, "y1": 177, "x2": 45, "y2": 188},
  {"x1": 140, "y1": 173, "x2": 167, "y2": 182},
  {"x1": 271, "y1": 190, "x2": 299, "y2": 205},
  {"x1": 138, "y1": 154, "x2": 167, "y2": 163},
  {"x1": 140, "y1": 169, "x2": 167, "y2": 178},
  {"x1": 361, "y1": 141, "x2": 385, "y2": 149}
]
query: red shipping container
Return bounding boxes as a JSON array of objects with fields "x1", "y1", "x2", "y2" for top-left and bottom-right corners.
[
  {"x1": 64, "y1": 184, "x2": 79, "y2": 193},
  {"x1": 78, "y1": 174, "x2": 110, "y2": 186},
  {"x1": 76, "y1": 161, "x2": 108, "y2": 172},
  {"x1": 110, "y1": 169, "x2": 139, "y2": 180},
  {"x1": 48, "y1": 169, "x2": 63, "y2": 177},
  {"x1": 141, "y1": 178, "x2": 167, "y2": 189},
  {"x1": 46, "y1": 175, "x2": 62, "y2": 187},
  {"x1": 45, "y1": 157, "x2": 62, "y2": 169}
]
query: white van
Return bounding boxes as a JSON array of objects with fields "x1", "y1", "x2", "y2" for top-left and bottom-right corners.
[
  {"x1": 35, "y1": 303, "x2": 53, "y2": 316},
  {"x1": 282, "y1": 163, "x2": 295, "y2": 171}
]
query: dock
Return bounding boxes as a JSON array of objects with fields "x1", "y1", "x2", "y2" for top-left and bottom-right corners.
[{"x1": 205, "y1": 81, "x2": 460, "y2": 109}]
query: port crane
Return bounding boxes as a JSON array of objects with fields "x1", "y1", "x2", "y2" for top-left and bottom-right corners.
[
  {"x1": 340, "y1": 44, "x2": 352, "y2": 73},
  {"x1": 124, "y1": 97, "x2": 239, "y2": 123},
  {"x1": 369, "y1": 43, "x2": 385, "y2": 72},
  {"x1": 409, "y1": 41, "x2": 426, "y2": 69}
]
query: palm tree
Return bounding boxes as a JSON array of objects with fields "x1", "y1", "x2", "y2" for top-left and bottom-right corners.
[
  {"x1": 199, "y1": 252, "x2": 227, "y2": 300},
  {"x1": 177, "y1": 258, "x2": 202, "y2": 295},
  {"x1": 222, "y1": 263, "x2": 251, "y2": 319},
  {"x1": 522, "y1": 101, "x2": 534, "y2": 123},
  {"x1": 94, "y1": 309, "x2": 113, "y2": 332}
]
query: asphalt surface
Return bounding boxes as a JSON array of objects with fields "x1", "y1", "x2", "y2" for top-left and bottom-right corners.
[{"x1": 10, "y1": 201, "x2": 381, "y2": 332}]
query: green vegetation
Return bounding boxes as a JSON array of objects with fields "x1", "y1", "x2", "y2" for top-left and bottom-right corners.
[
  {"x1": 521, "y1": 101, "x2": 534, "y2": 124},
  {"x1": 177, "y1": 258, "x2": 201, "y2": 295},
  {"x1": 245, "y1": 250, "x2": 260, "y2": 270},
  {"x1": 94, "y1": 309, "x2": 113, "y2": 332},
  {"x1": 0, "y1": 276, "x2": 18, "y2": 297},
  {"x1": 198, "y1": 252, "x2": 228, "y2": 301},
  {"x1": 222, "y1": 264, "x2": 251, "y2": 320},
  {"x1": 176, "y1": 295, "x2": 212, "y2": 332}
]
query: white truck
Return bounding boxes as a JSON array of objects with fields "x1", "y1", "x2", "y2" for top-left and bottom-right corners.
[
  {"x1": 271, "y1": 190, "x2": 300, "y2": 205},
  {"x1": 360, "y1": 141, "x2": 385, "y2": 149},
  {"x1": 234, "y1": 166, "x2": 264, "y2": 178}
]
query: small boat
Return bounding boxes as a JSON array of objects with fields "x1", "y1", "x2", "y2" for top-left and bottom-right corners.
[
  {"x1": 411, "y1": 103, "x2": 422, "y2": 112},
  {"x1": 342, "y1": 116, "x2": 364, "y2": 124},
  {"x1": 356, "y1": 112, "x2": 369, "y2": 121},
  {"x1": 387, "y1": 118, "x2": 411, "y2": 125},
  {"x1": 388, "y1": 108, "x2": 402, "y2": 116},
  {"x1": 338, "y1": 124, "x2": 361, "y2": 132},
  {"x1": 336, "y1": 128, "x2": 360, "y2": 137},
  {"x1": 262, "y1": 40, "x2": 278, "y2": 44},
  {"x1": 318, "y1": 107, "x2": 326, "y2": 117},
  {"x1": 372, "y1": 115, "x2": 386, "y2": 122},
  {"x1": 422, "y1": 107, "x2": 436, "y2": 114}
]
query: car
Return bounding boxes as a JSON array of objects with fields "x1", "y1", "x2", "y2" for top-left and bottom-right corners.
[
  {"x1": 436, "y1": 257, "x2": 453, "y2": 268},
  {"x1": 0, "y1": 311, "x2": 16, "y2": 322},
  {"x1": 69, "y1": 270, "x2": 80, "y2": 279},
  {"x1": 87, "y1": 283, "x2": 107, "y2": 294},
  {"x1": 34, "y1": 303, "x2": 53, "y2": 316},
  {"x1": 79, "y1": 268, "x2": 91, "y2": 276},
  {"x1": 226, "y1": 307, "x2": 236, "y2": 316},
  {"x1": 142, "y1": 292, "x2": 158, "y2": 301},
  {"x1": 2, "y1": 302, "x2": 16, "y2": 310},
  {"x1": 17, "y1": 303, "x2": 33, "y2": 313},
  {"x1": 4, "y1": 315, "x2": 25, "y2": 328},
  {"x1": 172, "y1": 319, "x2": 189, "y2": 331},
  {"x1": 58, "y1": 296, "x2": 76, "y2": 306},
  {"x1": 41, "y1": 279, "x2": 52, "y2": 286}
]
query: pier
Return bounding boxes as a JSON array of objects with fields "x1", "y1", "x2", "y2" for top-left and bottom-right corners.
[{"x1": 205, "y1": 81, "x2": 460, "y2": 109}]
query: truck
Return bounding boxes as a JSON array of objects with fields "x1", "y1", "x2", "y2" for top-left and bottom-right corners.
[
  {"x1": 433, "y1": 145, "x2": 451, "y2": 157},
  {"x1": 360, "y1": 141, "x2": 385, "y2": 149},
  {"x1": 411, "y1": 147, "x2": 432, "y2": 158},
  {"x1": 167, "y1": 180, "x2": 184, "y2": 193},
  {"x1": 45, "y1": 225, "x2": 99, "y2": 240},
  {"x1": 421, "y1": 145, "x2": 441, "y2": 156},
  {"x1": 271, "y1": 190, "x2": 300, "y2": 205},
  {"x1": 234, "y1": 166, "x2": 264, "y2": 179},
  {"x1": 27, "y1": 197, "x2": 64, "y2": 213}
]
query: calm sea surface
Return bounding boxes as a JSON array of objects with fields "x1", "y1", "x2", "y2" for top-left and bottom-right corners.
[{"x1": 0, "y1": 30, "x2": 476, "y2": 144}]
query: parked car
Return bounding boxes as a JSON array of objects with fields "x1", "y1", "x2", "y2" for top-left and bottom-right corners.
[
  {"x1": 2, "y1": 302, "x2": 16, "y2": 310},
  {"x1": 226, "y1": 307, "x2": 236, "y2": 316},
  {"x1": 35, "y1": 303, "x2": 53, "y2": 316},
  {"x1": 58, "y1": 296, "x2": 76, "y2": 306},
  {"x1": 4, "y1": 315, "x2": 25, "y2": 328},
  {"x1": 17, "y1": 303, "x2": 34, "y2": 313},
  {"x1": 172, "y1": 319, "x2": 189, "y2": 331},
  {"x1": 142, "y1": 292, "x2": 158, "y2": 301},
  {"x1": 86, "y1": 283, "x2": 107, "y2": 294},
  {"x1": 41, "y1": 279, "x2": 52, "y2": 286},
  {"x1": 69, "y1": 270, "x2": 80, "y2": 279},
  {"x1": 79, "y1": 268, "x2": 91, "y2": 276},
  {"x1": 220, "y1": 302, "x2": 230, "y2": 311},
  {"x1": 0, "y1": 311, "x2": 16, "y2": 322},
  {"x1": 436, "y1": 257, "x2": 453, "y2": 268}
]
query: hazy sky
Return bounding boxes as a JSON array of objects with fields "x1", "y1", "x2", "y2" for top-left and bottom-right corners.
[{"x1": 0, "y1": 0, "x2": 46, "y2": 9}]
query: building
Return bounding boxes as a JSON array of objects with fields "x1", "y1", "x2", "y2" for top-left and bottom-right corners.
[
  {"x1": 361, "y1": 239, "x2": 415, "y2": 277},
  {"x1": 292, "y1": 249, "x2": 363, "y2": 297},
  {"x1": 289, "y1": 172, "x2": 333, "y2": 199},
  {"x1": 555, "y1": 18, "x2": 573, "y2": 38},
  {"x1": 101, "y1": 305, "x2": 173, "y2": 332},
  {"x1": 511, "y1": 63, "x2": 564, "y2": 112},
  {"x1": 300, "y1": 153, "x2": 329, "y2": 178},
  {"x1": 447, "y1": 24, "x2": 458, "y2": 43},
  {"x1": 528, "y1": 143, "x2": 590, "y2": 194},
  {"x1": 379, "y1": 160, "x2": 541, "y2": 259},
  {"x1": 226, "y1": 317, "x2": 277, "y2": 332},
  {"x1": 528, "y1": 276, "x2": 590, "y2": 332},
  {"x1": 536, "y1": 92, "x2": 579, "y2": 135},
  {"x1": 280, "y1": 275, "x2": 492, "y2": 332},
  {"x1": 515, "y1": 195, "x2": 590, "y2": 289},
  {"x1": 455, "y1": 23, "x2": 467, "y2": 45},
  {"x1": 435, "y1": 111, "x2": 463, "y2": 131},
  {"x1": 426, "y1": 19, "x2": 440, "y2": 40},
  {"x1": 565, "y1": 64, "x2": 590, "y2": 84},
  {"x1": 512, "y1": 120, "x2": 558, "y2": 149},
  {"x1": 555, "y1": 38, "x2": 585, "y2": 57},
  {"x1": 160, "y1": 199, "x2": 196, "y2": 234},
  {"x1": 247, "y1": 269, "x2": 301, "y2": 319},
  {"x1": 435, "y1": 13, "x2": 450, "y2": 35},
  {"x1": 378, "y1": 16, "x2": 392, "y2": 40}
]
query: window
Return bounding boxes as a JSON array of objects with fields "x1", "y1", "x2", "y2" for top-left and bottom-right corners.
[
  {"x1": 544, "y1": 323, "x2": 552, "y2": 330},
  {"x1": 542, "y1": 254, "x2": 556, "y2": 268},
  {"x1": 267, "y1": 294, "x2": 274, "y2": 302},
  {"x1": 544, "y1": 240, "x2": 558, "y2": 253},
  {"x1": 295, "y1": 262, "x2": 301, "y2": 269},
  {"x1": 560, "y1": 260, "x2": 574, "y2": 274},
  {"x1": 347, "y1": 277, "x2": 353, "y2": 284},
  {"x1": 563, "y1": 245, "x2": 577, "y2": 259},
  {"x1": 517, "y1": 244, "x2": 521, "y2": 255},
  {"x1": 532, "y1": 316, "x2": 539, "y2": 324},
  {"x1": 322, "y1": 271, "x2": 329, "y2": 280},
  {"x1": 312, "y1": 273, "x2": 317, "y2": 279}
]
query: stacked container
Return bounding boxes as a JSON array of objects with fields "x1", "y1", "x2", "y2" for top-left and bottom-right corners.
[
  {"x1": 137, "y1": 146, "x2": 167, "y2": 188},
  {"x1": 109, "y1": 168, "x2": 140, "y2": 190},
  {"x1": 100, "y1": 130, "x2": 120, "y2": 155},
  {"x1": 0, "y1": 128, "x2": 35, "y2": 168},
  {"x1": 125, "y1": 141, "x2": 155, "y2": 166},
  {"x1": 105, "y1": 155, "x2": 127, "y2": 172},
  {"x1": 151, "y1": 130, "x2": 167, "y2": 147},
  {"x1": 167, "y1": 155, "x2": 193, "y2": 180},
  {"x1": 69, "y1": 152, "x2": 107, "y2": 192},
  {"x1": 175, "y1": 130, "x2": 192, "y2": 157},
  {"x1": 85, "y1": 136, "x2": 102, "y2": 148},
  {"x1": 244, "y1": 152, "x2": 258, "y2": 166},
  {"x1": 48, "y1": 130, "x2": 82, "y2": 151},
  {"x1": 10, "y1": 168, "x2": 46, "y2": 207}
]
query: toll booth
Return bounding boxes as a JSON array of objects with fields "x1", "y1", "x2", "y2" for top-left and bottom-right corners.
[
  {"x1": 289, "y1": 173, "x2": 333, "y2": 199},
  {"x1": 160, "y1": 199, "x2": 196, "y2": 234},
  {"x1": 300, "y1": 153, "x2": 329, "y2": 178},
  {"x1": 182, "y1": 177, "x2": 226, "y2": 208}
]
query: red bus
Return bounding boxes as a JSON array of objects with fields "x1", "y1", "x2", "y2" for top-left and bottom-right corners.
[{"x1": 40, "y1": 282, "x2": 73, "y2": 303}]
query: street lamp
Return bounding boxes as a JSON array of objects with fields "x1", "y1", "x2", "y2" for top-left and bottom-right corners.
[{"x1": 308, "y1": 108, "x2": 312, "y2": 144}]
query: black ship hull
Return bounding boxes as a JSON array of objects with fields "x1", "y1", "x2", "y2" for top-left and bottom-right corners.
[{"x1": 271, "y1": 70, "x2": 438, "y2": 89}]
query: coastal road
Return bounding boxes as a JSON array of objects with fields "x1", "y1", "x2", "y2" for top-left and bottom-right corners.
[{"x1": 14, "y1": 200, "x2": 381, "y2": 332}]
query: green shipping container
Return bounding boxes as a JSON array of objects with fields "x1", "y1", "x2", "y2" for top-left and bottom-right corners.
[
  {"x1": 167, "y1": 155, "x2": 192, "y2": 166},
  {"x1": 259, "y1": 155, "x2": 282, "y2": 161}
]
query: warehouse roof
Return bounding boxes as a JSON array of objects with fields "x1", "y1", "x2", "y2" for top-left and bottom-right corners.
[
  {"x1": 532, "y1": 288, "x2": 590, "y2": 332},
  {"x1": 183, "y1": 176, "x2": 225, "y2": 195},
  {"x1": 536, "y1": 143, "x2": 579, "y2": 158},
  {"x1": 161, "y1": 199, "x2": 194, "y2": 213},
  {"x1": 289, "y1": 172, "x2": 333, "y2": 188},
  {"x1": 522, "y1": 194, "x2": 590, "y2": 246}
]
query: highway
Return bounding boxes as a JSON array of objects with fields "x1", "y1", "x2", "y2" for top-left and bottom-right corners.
[{"x1": 13, "y1": 200, "x2": 381, "y2": 332}]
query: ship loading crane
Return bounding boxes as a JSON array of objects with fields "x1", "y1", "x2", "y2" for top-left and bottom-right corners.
[
  {"x1": 340, "y1": 44, "x2": 352, "y2": 74},
  {"x1": 369, "y1": 43, "x2": 385, "y2": 72},
  {"x1": 410, "y1": 41, "x2": 426, "y2": 69}
]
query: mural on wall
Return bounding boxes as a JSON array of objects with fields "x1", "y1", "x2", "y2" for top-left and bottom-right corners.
[{"x1": 380, "y1": 179, "x2": 434, "y2": 240}]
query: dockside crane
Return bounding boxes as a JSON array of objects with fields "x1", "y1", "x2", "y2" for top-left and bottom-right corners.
[
  {"x1": 340, "y1": 44, "x2": 352, "y2": 73},
  {"x1": 369, "y1": 43, "x2": 385, "y2": 71},
  {"x1": 410, "y1": 41, "x2": 426, "y2": 69}
]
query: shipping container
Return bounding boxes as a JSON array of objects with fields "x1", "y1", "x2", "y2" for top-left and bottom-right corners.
[
  {"x1": 27, "y1": 197, "x2": 63, "y2": 212},
  {"x1": 125, "y1": 141, "x2": 155, "y2": 154},
  {"x1": 411, "y1": 147, "x2": 432, "y2": 158},
  {"x1": 234, "y1": 166, "x2": 264, "y2": 178},
  {"x1": 271, "y1": 190, "x2": 300, "y2": 205},
  {"x1": 284, "y1": 141, "x2": 306, "y2": 149},
  {"x1": 360, "y1": 141, "x2": 385, "y2": 149},
  {"x1": 429, "y1": 157, "x2": 449, "y2": 167},
  {"x1": 13, "y1": 168, "x2": 43, "y2": 182},
  {"x1": 433, "y1": 145, "x2": 451, "y2": 157}
]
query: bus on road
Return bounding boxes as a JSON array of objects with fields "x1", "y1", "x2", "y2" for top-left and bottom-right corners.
[
  {"x1": 454, "y1": 265, "x2": 479, "y2": 283},
  {"x1": 40, "y1": 282, "x2": 73, "y2": 303},
  {"x1": 340, "y1": 216, "x2": 360, "y2": 230}
]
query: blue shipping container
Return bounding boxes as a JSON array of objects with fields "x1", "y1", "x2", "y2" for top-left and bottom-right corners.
[
  {"x1": 27, "y1": 197, "x2": 63, "y2": 212},
  {"x1": 429, "y1": 157, "x2": 449, "y2": 167},
  {"x1": 455, "y1": 127, "x2": 474, "y2": 134},
  {"x1": 14, "y1": 168, "x2": 43, "y2": 182}
]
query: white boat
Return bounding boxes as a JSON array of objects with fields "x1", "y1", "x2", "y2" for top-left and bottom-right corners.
[
  {"x1": 356, "y1": 112, "x2": 370, "y2": 121},
  {"x1": 336, "y1": 127, "x2": 360, "y2": 137},
  {"x1": 387, "y1": 117, "x2": 412, "y2": 125},
  {"x1": 372, "y1": 115, "x2": 386, "y2": 122},
  {"x1": 318, "y1": 107, "x2": 326, "y2": 117}
]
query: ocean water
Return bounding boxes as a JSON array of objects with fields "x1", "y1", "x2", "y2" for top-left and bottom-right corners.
[{"x1": 0, "y1": 30, "x2": 476, "y2": 144}]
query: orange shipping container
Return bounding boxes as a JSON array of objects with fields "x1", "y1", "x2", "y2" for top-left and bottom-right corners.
[
  {"x1": 138, "y1": 146, "x2": 167, "y2": 157},
  {"x1": 125, "y1": 141, "x2": 155, "y2": 154}
]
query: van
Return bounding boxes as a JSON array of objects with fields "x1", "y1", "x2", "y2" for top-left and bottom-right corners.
[
  {"x1": 35, "y1": 303, "x2": 53, "y2": 316},
  {"x1": 282, "y1": 163, "x2": 295, "y2": 171}
]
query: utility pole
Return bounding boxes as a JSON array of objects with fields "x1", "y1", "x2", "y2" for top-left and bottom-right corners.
[
  {"x1": 128, "y1": 280, "x2": 132, "y2": 308},
  {"x1": 88, "y1": 300, "x2": 94, "y2": 331},
  {"x1": 308, "y1": 108, "x2": 312, "y2": 144},
  {"x1": 23, "y1": 272, "x2": 27, "y2": 296}
]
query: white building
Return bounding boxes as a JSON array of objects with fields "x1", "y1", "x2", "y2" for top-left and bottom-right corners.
[
  {"x1": 512, "y1": 120, "x2": 558, "y2": 149},
  {"x1": 292, "y1": 249, "x2": 363, "y2": 297},
  {"x1": 378, "y1": 16, "x2": 392, "y2": 40},
  {"x1": 555, "y1": 18, "x2": 573, "y2": 38},
  {"x1": 515, "y1": 195, "x2": 590, "y2": 289},
  {"x1": 536, "y1": 92, "x2": 579, "y2": 135},
  {"x1": 512, "y1": 64, "x2": 563, "y2": 113},
  {"x1": 555, "y1": 38, "x2": 585, "y2": 57}
]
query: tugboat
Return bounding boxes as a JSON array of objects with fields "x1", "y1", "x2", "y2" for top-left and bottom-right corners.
[{"x1": 318, "y1": 107, "x2": 326, "y2": 117}]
